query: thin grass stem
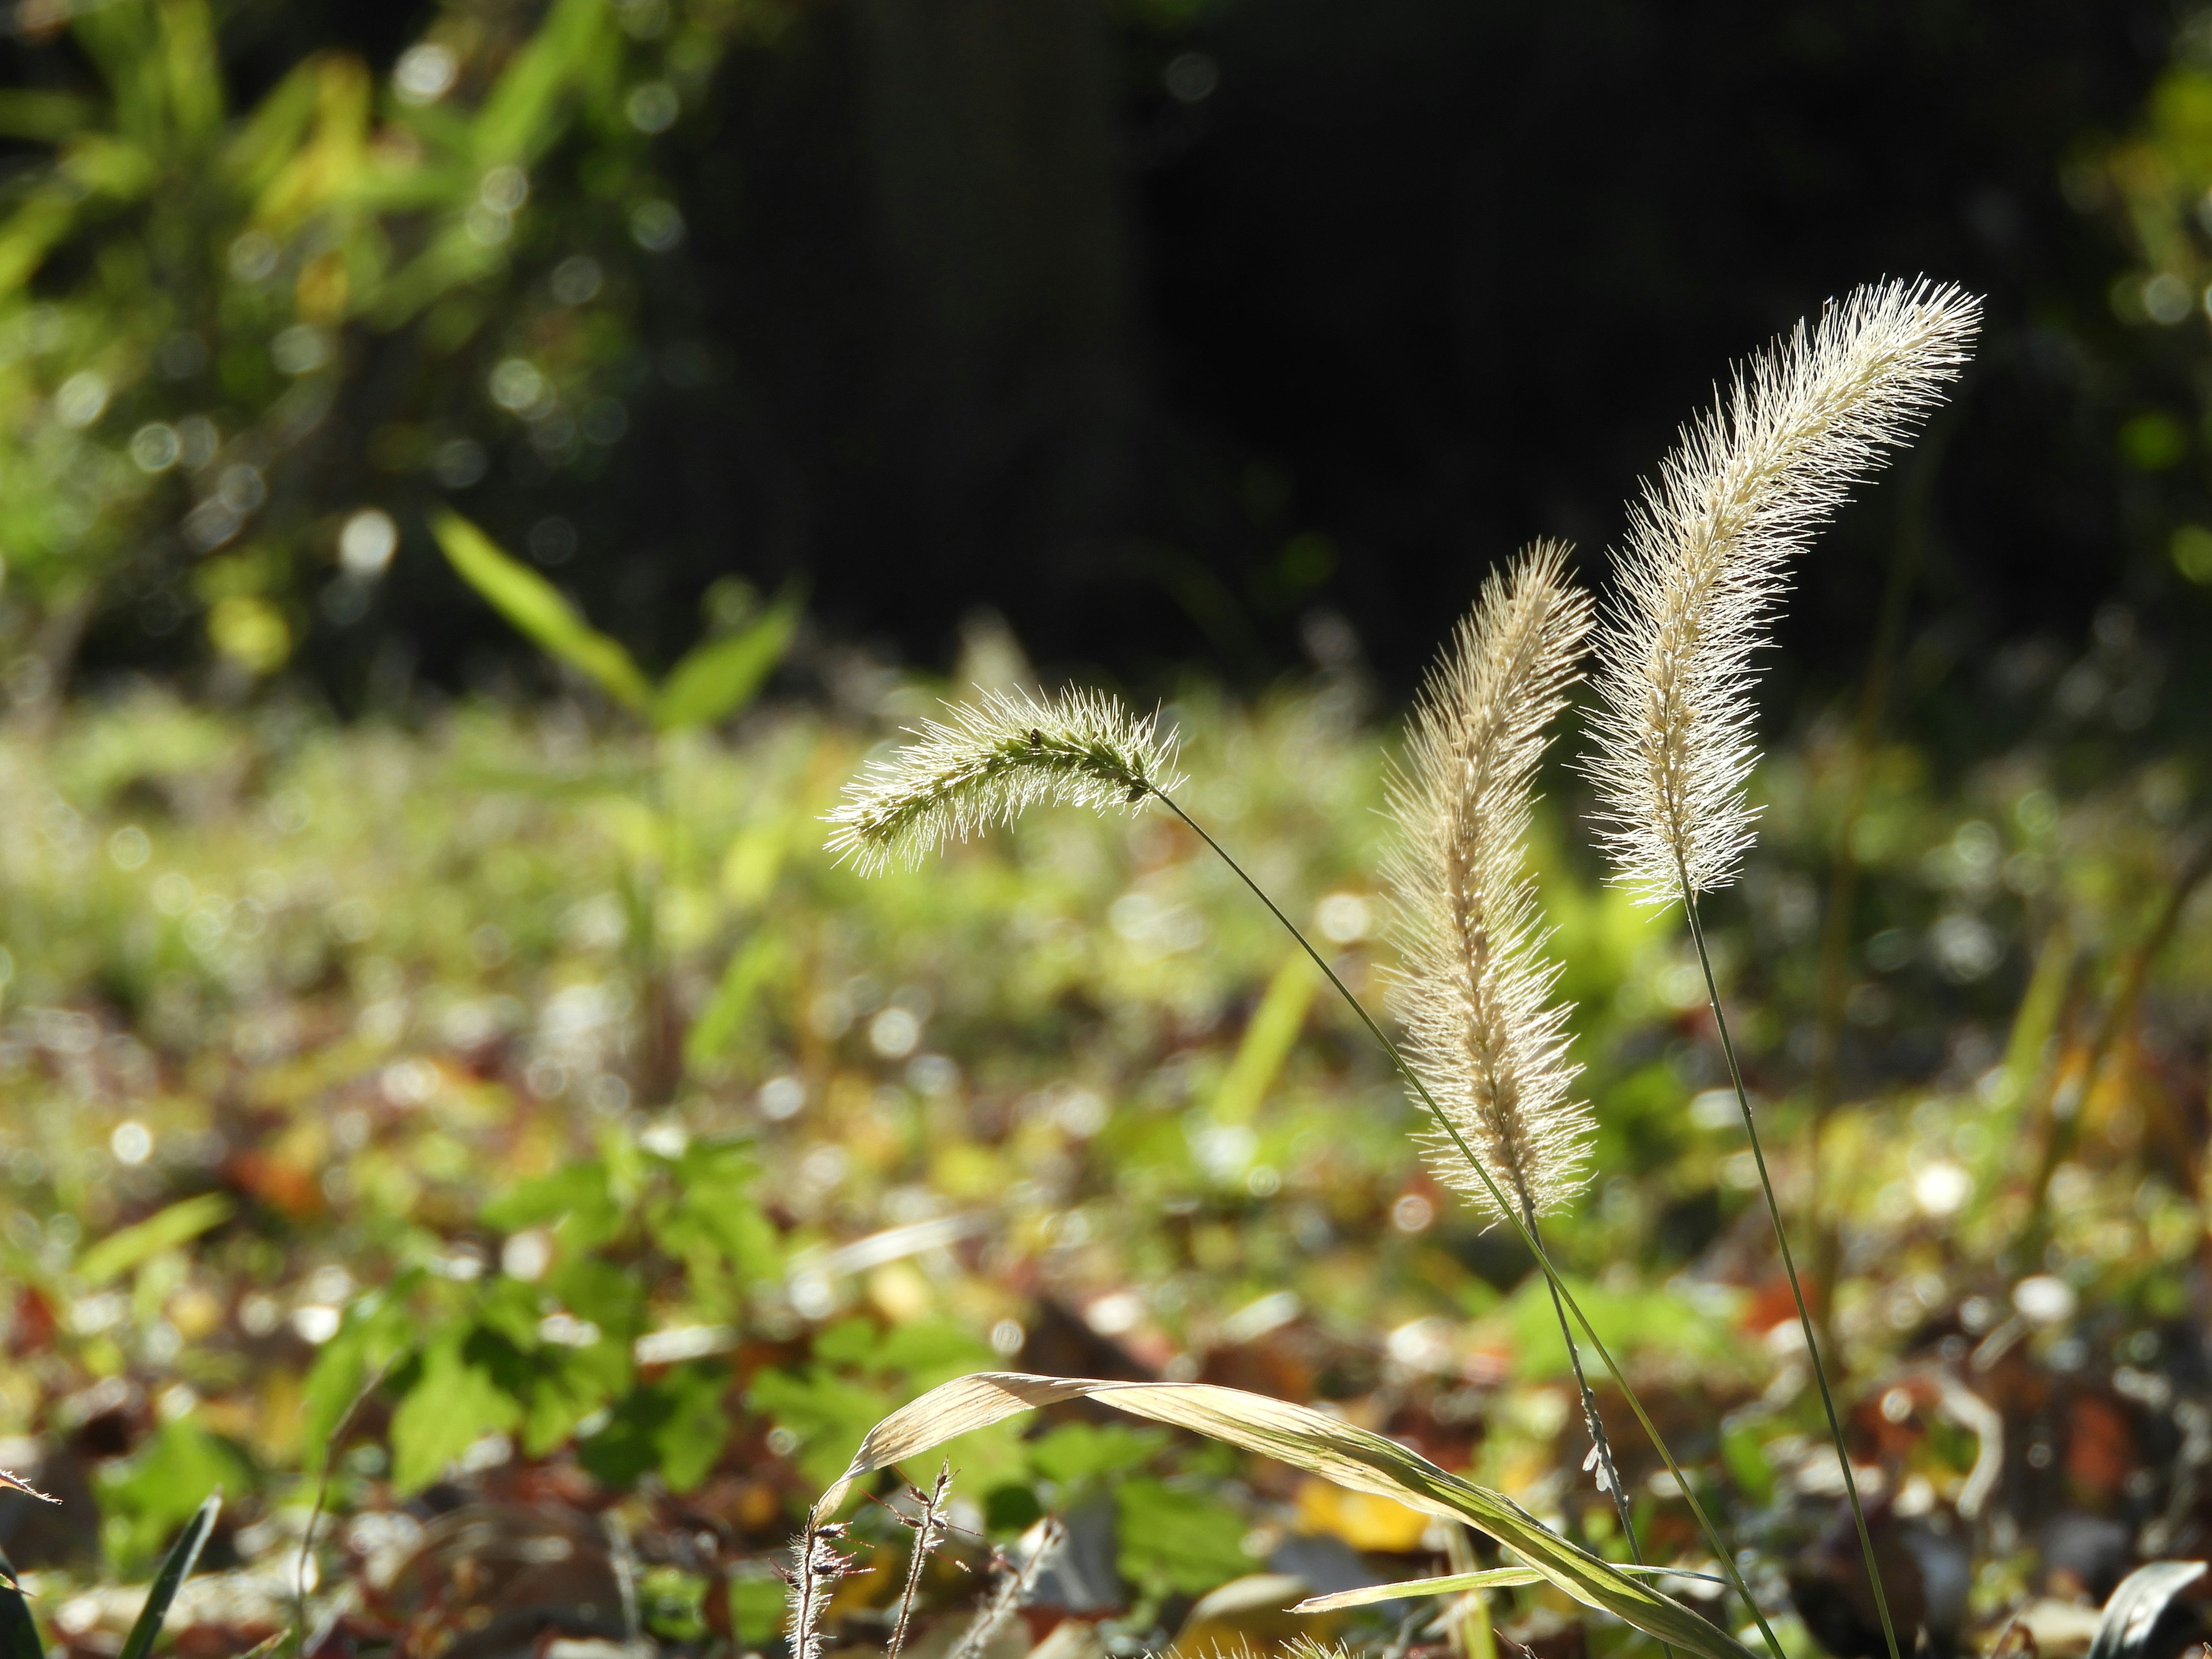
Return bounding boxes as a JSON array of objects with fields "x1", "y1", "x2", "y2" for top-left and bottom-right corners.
[
  {"x1": 1152, "y1": 787, "x2": 1785, "y2": 1659},
  {"x1": 888, "y1": 1465, "x2": 952, "y2": 1659},
  {"x1": 1526, "y1": 1206, "x2": 1672, "y2": 1659},
  {"x1": 1527, "y1": 1211, "x2": 1642, "y2": 1559},
  {"x1": 1677, "y1": 876, "x2": 1897, "y2": 1659}
]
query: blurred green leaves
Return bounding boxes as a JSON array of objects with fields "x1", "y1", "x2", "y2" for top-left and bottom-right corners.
[
  {"x1": 74, "y1": 1194, "x2": 234, "y2": 1286},
  {"x1": 98, "y1": 1425, "x2": 243, "y2": 1578},
  {"x1": 0, "y1": 0, "x2": 772, "y2": 676},
  {"x1": 434, "y1": 510, "x2": 801, "y2": 729},
  {"x1": 298, "y1": 1121, "x2": 780, "y2": 1495}
]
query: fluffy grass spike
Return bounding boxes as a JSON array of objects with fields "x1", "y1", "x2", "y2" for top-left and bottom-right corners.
[
  {"x1": 825, "y1": 688, "x2": 1180, "y2": 873},
  {"x1": 1385, "y1": 540, "x2": 1596, "y2": 1224},
  {"x1": 1586, "y1": 277, "x2": 1980, "y2": 907}
]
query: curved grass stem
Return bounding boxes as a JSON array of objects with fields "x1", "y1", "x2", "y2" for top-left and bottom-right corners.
[
  {"x1": 1677, "y1": 875, "x2": 1899, "y2": 1659},
  {"x1": 1153, "y1": 787, "x2": 1785, "y2": 1659}
]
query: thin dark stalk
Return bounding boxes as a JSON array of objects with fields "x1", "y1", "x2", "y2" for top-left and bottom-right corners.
[
  {"x1": 1679, "y1": 878, "x2": 1898, "y2": 1659},
  {"x1": 1152, "y1": 787, "x2": 1785, "y2": 1659}
]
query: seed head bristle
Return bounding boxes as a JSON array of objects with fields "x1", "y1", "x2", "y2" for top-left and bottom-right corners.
[
  {"x1": 825, "y1": 687, "x2": 1181, "y2": 874},
  {"x1": 1384, "y1": 540, "x2": 1596, "y2": 1224},
  {"x1": 1585, "y1": 276, "x2": 1980, "y2": 907}
]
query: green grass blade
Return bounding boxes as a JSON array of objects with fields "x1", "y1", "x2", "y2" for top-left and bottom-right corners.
[
  {"x1": 1295, "y1": 1569, "x2": 1548, "y2": 1612},
  {"x1": 75, "y1": 1194, "x2": 234, "y2": 1286},
  {"x1": 117, "y1": 1494, "x2": 221, "y2": 1659},
  {"x1": 433, "y1": 512, "x2": 652, "y2": 715},
  {"x1": 653, "y1": 588, "x2": 801, "y2": 732}
]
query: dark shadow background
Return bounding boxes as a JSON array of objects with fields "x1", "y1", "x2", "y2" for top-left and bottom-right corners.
[{"x1": 57, "y1": 1, "x2": 2209, "y2": 704}]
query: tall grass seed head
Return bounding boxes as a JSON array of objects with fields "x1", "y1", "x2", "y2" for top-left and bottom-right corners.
[
  {"x1": 1585, "y1": 277, "x2": 1980, "y2": 908},
  {"x1": 825, "y1": 687, "x2": 1181, "y2": 873},
  {"x1": 1384, "y1": 540, "x2": 1597, "y2": 1222}
]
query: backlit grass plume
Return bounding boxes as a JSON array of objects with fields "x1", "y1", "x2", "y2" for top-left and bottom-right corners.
[
  {"x1": 1384, "y1": 541, "x2": 1595, "y2": 1223},
  {"x1": 1586, "y1": 277, "x2": 1980, "y2": 907},
  {"x1": 825, "y1": 687, "x2": 1180, "y2": 873}
]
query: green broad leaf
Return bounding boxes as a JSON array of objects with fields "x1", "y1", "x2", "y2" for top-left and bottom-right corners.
[
  {"x1": 459, "y1": 1291, "x2": 633, "y2": 1459},
  {"x1": 578, "y1": 1363, "x2": 730, "y2": 1494},
  {"x1": 652, "y1": 589, "x2": 801, "y2": 731},
  {"x1": 300, "y1": 1274, "x2": 426, "y2": 1474},
  {"x1": 117, "y1": 1494, "x2": 219, "y2": 1659},
  {"x1": 388, "y1": 1335, "x2": 522, "y2": 1494},
  {"x1": 544, "y1": 1256, "x2": 653, "y2": 1345},
  {"x1": 1116, "y1": 1476, "x2": 1255, "y2": 1599},
  {"x1": 746, "y1": 1366, "x2": 896, "y2": 1490},
  {"x1": 729, "y1": 1575, "x2": 788, "y2": 1646},
  {"x1": 649, "y1": 1141, "x2": 779, "y2": 1282},
  {"x1": 518, "y1": 1338, "x2": 632, "y2": 1459},
  {"x1": 1028, "y1": 1421, "x2": 1169, "y2": 1486},
  {"x1": 813, "y1": 1371, "x2": 1764, "y2": 1659},
  {"x1": 482, "y1": 1160, "x2": 622, "y2": 1247},
  {"x1": 99, "y1": 1423, "x2": 245, "y2": 1583},
  {"x1": 433, "y1": 512, "x2": 652, "y2": 714},
  {"x1": 75, "y1": 1194, "x2": 234, "y2": 1285}
]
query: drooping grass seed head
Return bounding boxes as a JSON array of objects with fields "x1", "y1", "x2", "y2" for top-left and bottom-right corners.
[
  {"x1": 1586, "y1": 278, "x2": 1980, "y2": 908},
  {"x1": 1384, "y1": 541, "x2": 1596, "y2": 1224},
  {"x1": 825, "y1": 687, "x2": 1181, "y2": 874}
]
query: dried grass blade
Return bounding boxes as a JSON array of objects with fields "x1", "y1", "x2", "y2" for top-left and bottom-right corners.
[
  {"x1": 812, "y1": 1372, "x2": 1757, "y2": 1659},
  {"x1": 1296, "y1": 1564, "x2": 1729, "y2": 1613}
]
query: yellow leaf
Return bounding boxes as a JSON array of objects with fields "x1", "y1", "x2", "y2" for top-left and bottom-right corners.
[{"x1": 1295, "y1": 1475, "x2": 1433, "y2": 1552}]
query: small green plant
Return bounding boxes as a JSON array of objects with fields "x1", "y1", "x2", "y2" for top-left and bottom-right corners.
[
  {"x1": 434, "y1": 508, "x2": 801, "y2": 1096},
  {"x1": 433, "y1": 513, "x2": 801, "y2": 736}
]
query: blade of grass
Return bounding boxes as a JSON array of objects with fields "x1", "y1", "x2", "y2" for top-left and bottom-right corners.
[
  {"x1": 433, "y1": 512, "x2": 653, "y2": 715},
  {"x1": 119, "y1": 1493, "x2": 221, "y2": 1659},
  {"x1": 812, "y1": 1371, "x2": 1761, "y2": 1659},
  {"x1": 1298, "y1": 1563, "x2": 1728, "y2": 1613}
]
